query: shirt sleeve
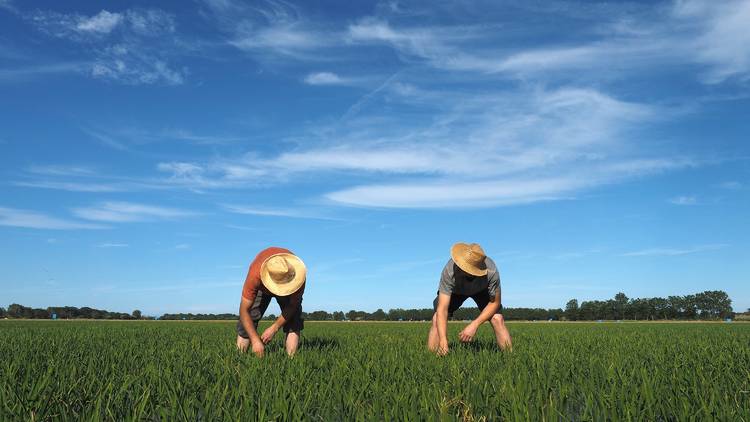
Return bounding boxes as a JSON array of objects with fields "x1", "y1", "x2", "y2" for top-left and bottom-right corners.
[
  {"x1": 488, "y1": 269, "x2": 500, "y2": 299},
  {"x1": 241, "y1": 268, "x2": 259, "y2": 303},
  {"x1": 438, "y1": 260, "x2": 455, "y2": 295}
]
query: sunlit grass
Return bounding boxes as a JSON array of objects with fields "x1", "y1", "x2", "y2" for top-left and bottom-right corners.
[{"x1": 1, "y1": 321, "x2": 748, "y2": 420}]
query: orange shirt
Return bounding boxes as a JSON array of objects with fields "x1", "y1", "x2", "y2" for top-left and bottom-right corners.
[{"x1": 241, "y1": 247, "x2": 297, "y2": 302}]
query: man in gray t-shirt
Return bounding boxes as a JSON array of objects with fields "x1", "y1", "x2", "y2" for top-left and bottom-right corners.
[{"x1": 428, "y1": 242, "x2": 512, "y2": 355}]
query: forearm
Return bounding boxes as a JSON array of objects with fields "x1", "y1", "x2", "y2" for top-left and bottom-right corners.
[
  {"x1": 436, "y1": 309, "x2": 449, "y2": 343},
  {"x1": 473, "y1": 302, "x2": 500, "y2": 326},
  {"x1": 273, "y1": 313, "x2": 288, "y2": 330},
  {"x1": 240, "y1": 307, "x2": 261, "y2": 342}
]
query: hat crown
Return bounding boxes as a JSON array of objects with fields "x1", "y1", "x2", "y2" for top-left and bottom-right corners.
[
  {"x1": 463, "y1": 243, "x2": 486, "y2": 265},
  {"x1": 266, "y1": 256, "x2": 294, "y2": 284}
]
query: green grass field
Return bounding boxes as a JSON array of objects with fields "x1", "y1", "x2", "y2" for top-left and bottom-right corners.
[{"x1": 1, "y1": 321, "x2": 749, "y2": 421}]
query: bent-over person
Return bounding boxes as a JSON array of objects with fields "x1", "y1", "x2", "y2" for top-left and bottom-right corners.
[
  {"x1": 236, "y1": 247, "x2": 306, "y2": 357},
  {"x1": 428, "y1": 242, "x2": 512, "y2": 355}
]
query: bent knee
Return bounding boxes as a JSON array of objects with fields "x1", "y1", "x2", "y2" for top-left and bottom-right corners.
[
  {"x1": 490, "y1": 314, "x2": 505, "y2": 325},
  {"x1": 236, "y1": 335, "x2": 250, "y2": 351}
]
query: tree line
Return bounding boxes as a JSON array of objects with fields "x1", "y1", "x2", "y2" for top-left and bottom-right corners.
[
  {"x1": 563, "y1": 290, "x2": 733, "y2": 321},
  {"x1": 0, "y1": 304, "x2": 149, "y2": 320},
  {"x1": 1, "y1": 290, "x2": 736, "y2": 321}
]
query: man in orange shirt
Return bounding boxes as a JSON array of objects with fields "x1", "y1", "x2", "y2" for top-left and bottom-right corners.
[{"x1": 236, "y1": 247, "x2": 306, "y2": 357}]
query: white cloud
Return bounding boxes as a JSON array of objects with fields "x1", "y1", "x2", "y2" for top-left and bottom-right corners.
[
  {"x1": 76, "y1": 10, "x2": 123, "y2": 34},
  {"x1": 621, "y1": 244, "x2": 728, "y2": 257},
  {"x1": 0, "y1": 206, "x2": 107, "y2": 230},
  {"x1": 674, "y1": 0, "x2": 750, "y2": 83},
  {"x1": 96, "y1": 242, "x2": 129, "y2": 248},
  {"x1": 669, "y1": 196, "x2": 698, "y2": 205},
  {"x1": 304, "y1": 72, "x2": 348, "y2": 85},
  {"x1": 72, "y1": 202, "x2": 195, "y2": 223},
  {"x1": 175, "y1": 243, "x2": 190, "y2": 249}
]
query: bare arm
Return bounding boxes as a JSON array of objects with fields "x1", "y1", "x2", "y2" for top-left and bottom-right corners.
[
  {"x1": 436, "y1": 292, "x2": 451, "y2": 353},
  {"x1": 261, "y1": 284, "x2": 305, "y2": 344},
  {"x1": 459, "y1": 288, "x2": 500, "y2": 343},
  {"x1": 239, "y1": 296, "x2": 261, "y2": 344},
  {"x1": 473, "y1": 293, "x2": 500, "y2": 326}
]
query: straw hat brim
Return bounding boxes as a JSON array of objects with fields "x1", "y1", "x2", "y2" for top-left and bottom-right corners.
[
  {"x1": 450, "y1": 243, "x2": 488, "y2": 277},
  {"x1": 260, "y1": 253, "x2": 307, "y2": 296}
]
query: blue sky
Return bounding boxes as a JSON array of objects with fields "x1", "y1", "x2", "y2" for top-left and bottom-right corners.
[{"x1": 1, "y1": 0, "x2": 748, "y2": 316}]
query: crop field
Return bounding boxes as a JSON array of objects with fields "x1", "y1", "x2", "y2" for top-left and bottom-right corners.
[{"x1": 1, "y1": 321, "x2": 749, "y2": 421}]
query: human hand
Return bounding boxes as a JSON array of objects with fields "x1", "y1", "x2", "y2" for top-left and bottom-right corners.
[
  {"x1": 458, "y1": 323, "x2": 478, "y2": 343},
  {"x1": 261, "y1": 325, "x2": 278, "y2": 344},
  {"x1": 251, "y1": 339, "x2": 265, "y2": 357},
  {"x1": 437, "y1": 339, "x2": 449, "y2": 356}
]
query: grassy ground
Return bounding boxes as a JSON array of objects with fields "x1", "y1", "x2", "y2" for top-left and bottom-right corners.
[{"x1": 1, "y1": 321, "x2": 748, "y2": 421}]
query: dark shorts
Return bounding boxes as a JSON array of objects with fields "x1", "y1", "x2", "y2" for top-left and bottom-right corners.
[
  {"x1": 432, "y1": 290, "x2": 503, "y2": 318},
  {"x1": 236, "y1": 289, "x2": 303, "y2": 338}
]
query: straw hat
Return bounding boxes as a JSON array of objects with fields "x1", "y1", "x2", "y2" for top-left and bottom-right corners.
[
  {"x1": 260, "y1": 253, "x2": 307, "y2": 296},
  {"x1": 450, "y1": 242, "x2": 488, "y2": 277}
]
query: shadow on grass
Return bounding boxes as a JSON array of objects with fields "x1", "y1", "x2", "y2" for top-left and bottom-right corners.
[
  {"x1": 301, "y1": 336, "x2": 340, "y2": 351},
  {"x1": 455, "y1": 339, "x2": 500, "y2": 352}
]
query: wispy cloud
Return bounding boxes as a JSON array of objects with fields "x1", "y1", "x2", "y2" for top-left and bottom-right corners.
[
  {"x1": 669, "y1": 196, "x2": 698, "y2": 205},
  {"x1": 72, "y1": 201, "x2": 196, "y2": 223},
  {"x1": 0, "y1": 0, "x2": 17, "y2": 12},
  {"x1": 96, "y1": 242, "x2": 129, "y2": 248},
  {"x1": 201, "y1": 0, "x2": 333, "y2": 59},
  {"x1": 26, "y1": 8, "x2": 186, "y2": 85},
  {"x1": 0, "y1": 63, "x2": 85, "y2": 82},
  {"x1": 97, "y1": 127, "x2": 243, "y2": 146},
  {"x1": 621, "y1": 244, "x2": 728, "y2": 257},
  {"x1": 0, "y1": 206, "x2": 107, "y2": 230},
  {"x1": 717, "y1": 181, "x2": 742, "y2": 190},
  {"x1": 14, "y1": 180, "x2": 127, "y2": 193},
  {"x1": 347, "y1": 1, "x2": 750, "y2": 83},
  {"x1": 222, "y1": 204, "x2": 340, "y2": 220}
]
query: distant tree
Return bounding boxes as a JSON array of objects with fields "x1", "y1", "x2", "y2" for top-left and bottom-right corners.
[
  {"x1": 7, "y1": 304, "x2": 28, "y2": 318},
  {"x1": 564, "y1": 299, "x2": 579, "y2": 321},
  {"x1": 0, "y1": 307, "x2": 5, "y2": 318},
  {"x1": 614, "y1": 293, "x2": 628, "y2": 320},
  {"x1": 132, "y1": 310, "x2": 142, "y2": 319},
  {"x1": 369, "y1": 309, "x2": 387, "y2": 321},
  {"x1": 308, "y1": 310, "x2": 332, "y2": 320},
  {"x1": 332, "y1": 311, "x2": 345, "y2": 321}
]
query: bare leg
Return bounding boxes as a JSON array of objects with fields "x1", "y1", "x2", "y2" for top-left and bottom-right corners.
[
  {"x1": 490, "y1": 314, "x2": 512, "y2": 351},
  {"x1": 236, "y1": 335, "x2": 250, "y2": 352},
  {"x1": 285, "y1": 331, "x2": 300, "y2": 356},
  {"x1": 427, "y1": 313, "x2": 440, "y2": 352}
]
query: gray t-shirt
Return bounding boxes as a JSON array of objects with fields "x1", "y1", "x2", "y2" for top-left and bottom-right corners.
[{"x1": 438, "y1": 257, "x2": 500, "y2": 298}]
